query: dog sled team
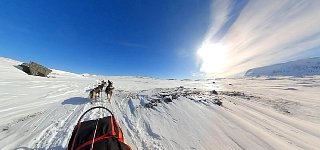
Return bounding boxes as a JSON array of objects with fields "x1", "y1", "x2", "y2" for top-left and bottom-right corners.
[{"x1": 89, "y1": 80, "x2": 114, "y2": 102}]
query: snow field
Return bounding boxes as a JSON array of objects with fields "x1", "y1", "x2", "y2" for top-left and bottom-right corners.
[{"x1": 1, "y1": 57, "x2": 320, "y2": 150}]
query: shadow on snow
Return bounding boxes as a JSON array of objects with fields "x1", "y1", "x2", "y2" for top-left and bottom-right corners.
[{"x1": 61, "y1": 97, "x2": 91, "y2": 105}]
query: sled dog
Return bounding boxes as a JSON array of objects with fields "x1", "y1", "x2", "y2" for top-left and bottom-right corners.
[
  {"x1": 89, "y1": 87, "x2": 101, "y2": 100},
  {"x1": 105, "y1": 80, "x2": 114, "y2": 102},
  {"x1": 89, "y1": 80, "x2": 107, "y2": 100}
]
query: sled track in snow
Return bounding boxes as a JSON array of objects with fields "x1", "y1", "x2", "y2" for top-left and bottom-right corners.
[
  {"x1": 28, "y1": 88, "x2": 320, "y2": 150},
  {"x1": 2, "y1": 57, "x2": 320, "y2": 150},
  {"x1": 30, "y1": 100, "x2": 110, "y2": 149},
  {"x1": 32, "y1": 105, "x2": 87, "y2": 149}
]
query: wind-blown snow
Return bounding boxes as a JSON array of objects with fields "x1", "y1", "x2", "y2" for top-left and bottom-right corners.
[
  {"x1": 1, "y1": 57, "x2": 320, "y2": 149},
  {"x1": 245, "y1": 57, "x2": 320, "y2": 77}
]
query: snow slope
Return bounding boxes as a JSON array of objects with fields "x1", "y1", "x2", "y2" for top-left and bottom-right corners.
[
  {"x1": 1, "y1": 57, "x2": 320, "y2": 150},
  {"x1": 245, "y1": 57, "x2": 320, "y2": 77}
]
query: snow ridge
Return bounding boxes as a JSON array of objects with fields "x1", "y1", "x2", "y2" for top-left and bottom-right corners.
[{"x1": 245, "y1": 57, "x2": 320, "y2": 77}]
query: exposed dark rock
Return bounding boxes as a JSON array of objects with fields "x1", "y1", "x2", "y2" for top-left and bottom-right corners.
[
  {"x1": 221, "y1": 91, "x2": 245, "y2": 97},
  {"x1": 144, "y1": 87, "x2": 223, "y2": 109},
  {"x1": 150, "y1": 98, "x2": 161, "y2": 103},
  {"x1": 214, "y1": 100, "x2": 222, "y2": 106},
  {"x1": 1, "y1": 127, "x2": 9, "y2": 132},
  {"x1": 211, "y1": 90, "x2": 218, "y2": 95},
  {"x1": 171, "y1": 93, "x2": 179, "y2": 99},
  {"x1": 144, "y1": 102, "x2": 157, "y2": 108},
  {"x1": 284, "y1": 110, "x2": 291, "y2": 114},
  {"x1": 19, "y1": 63, "x2": 31, "y2": 74},
  {"x1": 163, "y1": 96, "x2": 172, "y2": 103},
  {"x1": 18, "y1": 61, "x2": 52, "y2": 77}
]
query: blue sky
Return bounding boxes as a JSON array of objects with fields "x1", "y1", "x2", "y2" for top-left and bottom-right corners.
[
  {"x1": 197, "y1": 0, "x2": 320, "y2": 77},
  {"x1": 0, "y1": 0, "x2": 211, "y2": 78},
  {"x1": 1, "y1": 0, "x2": 320, "y2": 78}
]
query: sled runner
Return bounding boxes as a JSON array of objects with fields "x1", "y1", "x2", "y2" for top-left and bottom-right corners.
[{"x1": 68, "y1": 106, "x2": 132, "y2": 150}]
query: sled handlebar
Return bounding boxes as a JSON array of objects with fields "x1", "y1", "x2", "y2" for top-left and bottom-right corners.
[
  {"x1": 77, "y1": 106, "x2": 114, "y2": 124},
  {"x1": 70, "y1": 106, "x2": 116, "y2": 150}
]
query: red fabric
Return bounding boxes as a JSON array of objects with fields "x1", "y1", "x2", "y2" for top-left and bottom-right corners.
[
  {"x1": 72, "y1": 116, "x2": 129, "y2": 150},
  {"x1": 110, "y1": 116, "x2": 116, "y2": 136},
  {"x1": 114, "y1": 118, "x2": 124, "y2": 142}
]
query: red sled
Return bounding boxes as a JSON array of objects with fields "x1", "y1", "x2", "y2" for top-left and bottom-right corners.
[{"x1": 68, "y1": 106, "x2": 132, "y2": 150}]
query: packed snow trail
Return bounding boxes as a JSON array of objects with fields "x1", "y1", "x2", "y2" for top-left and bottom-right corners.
[{"x1": 1, "y1": 57, "x2": 320, "y2": 150}]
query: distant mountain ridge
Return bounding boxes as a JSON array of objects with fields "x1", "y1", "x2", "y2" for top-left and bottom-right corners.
[{"x1": 245, "y1": 57, "x2": 320, "y2": 77}]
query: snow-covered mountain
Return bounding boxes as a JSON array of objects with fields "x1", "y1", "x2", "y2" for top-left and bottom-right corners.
[
  {"x1": 1, "y1": 57, "x2": 320, "y2": 149},
  {"x1": 245, "y1": 57, "x2": 320, "y2": 77}
]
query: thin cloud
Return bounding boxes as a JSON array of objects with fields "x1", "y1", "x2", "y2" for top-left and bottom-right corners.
[{"x1": 199, "y1": 0, "x2": 320, "y2": 77}]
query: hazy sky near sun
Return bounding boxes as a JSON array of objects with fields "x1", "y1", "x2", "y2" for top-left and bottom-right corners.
[
  {"x1": 1, "y1": 0, "x2": 320, "y2": 78},
  {"x1": 198, "y1": 0, "x2": 320, "y2": 77}
]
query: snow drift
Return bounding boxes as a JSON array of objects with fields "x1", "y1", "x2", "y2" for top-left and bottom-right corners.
[{"x1": 1, "y1": 57, "x2": 320, "y2": 150}]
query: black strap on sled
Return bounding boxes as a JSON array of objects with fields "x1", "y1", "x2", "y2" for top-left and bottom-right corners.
[
  {"x1": 70, "y1": 106, "x2": 123, "y2": 150},
  {"x1": 77, "y1": 106, "x2": 114, "y2": 123}
]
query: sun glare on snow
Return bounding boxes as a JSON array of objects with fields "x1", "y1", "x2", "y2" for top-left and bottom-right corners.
[{"x1": 197, "y1": 42, "x2": 227, "y2": 76}]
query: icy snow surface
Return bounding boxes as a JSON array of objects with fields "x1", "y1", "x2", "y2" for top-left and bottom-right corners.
[{"x1": 0, "y1": 57, "x2": 320, "y2": 150}]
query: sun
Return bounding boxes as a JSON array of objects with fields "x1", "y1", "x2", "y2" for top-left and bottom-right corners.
[{"x1": 197, "y1": 42, "x2": 227, "y2": 76}]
